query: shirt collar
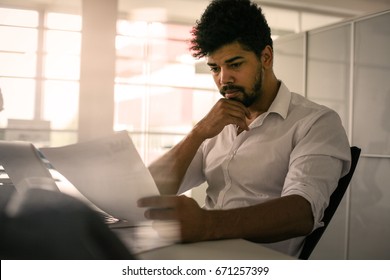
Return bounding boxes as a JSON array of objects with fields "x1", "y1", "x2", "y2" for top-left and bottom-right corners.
[
  {"x1": 267, "y1": 80, "x2": 291, "y2": 120},
  {"x1": 247, "y1": 81, "x2": 291, "y2": 129}
]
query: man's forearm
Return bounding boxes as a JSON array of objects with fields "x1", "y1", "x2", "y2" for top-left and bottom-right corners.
[
  {"x1": 148, "y1": 129, "x2": 205, "y2": 195},
  {"x1": 202, "y1": 195, "x2": 314, "y2": 243}
]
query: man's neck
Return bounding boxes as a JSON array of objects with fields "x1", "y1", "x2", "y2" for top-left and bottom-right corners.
[{"x1": 248, "y1": 77, "x2": 280, "y2": 120}]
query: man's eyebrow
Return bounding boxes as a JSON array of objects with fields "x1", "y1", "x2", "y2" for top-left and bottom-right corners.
[
  {"x1": 225, "y1": 56, "x2": 244, "y2": 64},
  {"x1": 207, "y1": 56, "x2": 244, "y2": 66}
]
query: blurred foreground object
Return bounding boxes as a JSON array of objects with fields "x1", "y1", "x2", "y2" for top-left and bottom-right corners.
[{"x1": 0, "y1": 188, "x2": 134, "y2": 260}]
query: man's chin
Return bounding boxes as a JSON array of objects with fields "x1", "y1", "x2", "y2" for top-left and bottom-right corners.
[
  {"x1": 242, "y1": 98, "x2": 257, "y2": 107},
  {"x1": 228, "y1": 97, "x2": 242, "y2": 103}
]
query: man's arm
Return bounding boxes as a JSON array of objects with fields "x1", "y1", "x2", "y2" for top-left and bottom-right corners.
[
  {"x1": 148, "y1": 98, "x2": 250, "y2": 195},
  {"x1": 138, "y1": 194, "x2": 313, "y2": 243},
  {"x1": 148, "y1": 129, "x2": 204, "y2": 195}
]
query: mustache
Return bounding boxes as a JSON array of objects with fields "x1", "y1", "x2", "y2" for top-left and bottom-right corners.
[{"x1": 220, "y1": 84, "x2": 245, "y2": 95}]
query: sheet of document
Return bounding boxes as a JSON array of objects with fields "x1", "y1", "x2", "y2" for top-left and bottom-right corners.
[
  {"x1": 40, "y1": 131, "x2": 159, "y2": 225},
  {"x1": 0, "y1": 141, "x2": 58, "y2": 192}
]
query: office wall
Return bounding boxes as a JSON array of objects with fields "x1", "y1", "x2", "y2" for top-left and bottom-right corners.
[{"x1": 274, "y1": 10, "x2": 390, "y2": 259}]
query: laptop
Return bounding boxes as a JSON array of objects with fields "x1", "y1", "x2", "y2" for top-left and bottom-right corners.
[
  {"x1": 0, "y1": 140, "x2": 59, "y2": 193},
  {"x1": 0, "y1": 131, "x2": 173, "y2": 254}
]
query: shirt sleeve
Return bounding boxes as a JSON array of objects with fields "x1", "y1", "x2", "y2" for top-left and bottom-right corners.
[
  {"x1": 282, "y1": 109, "x2": 351, "y2": 231},
  {"x1": 177, "y1": 143, "x2": 206, "y2": 195}
]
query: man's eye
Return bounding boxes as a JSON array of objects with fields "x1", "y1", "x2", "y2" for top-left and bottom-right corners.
[
  {"x1": 210, "y1": 67, "x2": 220, "y2": 73},
  {"x1": 230, "y1": 62, "x2": 242, "y2": 69}
]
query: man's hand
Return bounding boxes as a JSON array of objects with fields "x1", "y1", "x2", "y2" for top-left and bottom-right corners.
[
  {"x1": 194, "y1": 98, "x2": 251, "y2": 140},
  {"x1": 137, "y1": 195, "x2": 209, "y2": 243}
]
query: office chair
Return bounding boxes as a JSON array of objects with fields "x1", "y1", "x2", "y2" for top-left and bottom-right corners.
[{"x1": 298, "y1": 146, "x2": 361, "y2": 260}]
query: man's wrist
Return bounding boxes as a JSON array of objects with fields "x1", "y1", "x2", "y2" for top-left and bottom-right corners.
[{"x1": 188, "y1": 125, "x2": 207, "y2": 145}]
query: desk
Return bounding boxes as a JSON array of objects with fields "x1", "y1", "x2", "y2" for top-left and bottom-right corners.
[
  {"x1": 138, "y1": 239, "x2": 295, "y2": 260},
  {"x1": 113, "y1": 227, "x2": 294, "y2": 260}
]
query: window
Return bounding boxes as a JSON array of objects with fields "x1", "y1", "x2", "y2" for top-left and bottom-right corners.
[
  {"x1": 0, "y1": 8, "x2": 81, "y2": 146},
  {"x1": 43, "y1": 13, "x2": 81, "y2": 139},
  {"x1": 114, "y1": 20, "x2": 218, "y2": 163},
  {"x1": 0, "y1": 6, "x2": 219, "y2": 154},
  {"x1": 0, "y1": 8, "x2": 38, "y2": 126}
]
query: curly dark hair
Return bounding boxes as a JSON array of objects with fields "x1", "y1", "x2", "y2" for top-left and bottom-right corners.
[{"x1": 190, "y1": 0, "x2": 273, "y2": 59}]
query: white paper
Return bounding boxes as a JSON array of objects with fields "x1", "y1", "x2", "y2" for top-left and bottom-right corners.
[
  {"x1": 0, "y1": 141, "x2": 58, "y2": 192},
  {"x1": 40, "y1": 131, "x2": 159, "y2": 225}
]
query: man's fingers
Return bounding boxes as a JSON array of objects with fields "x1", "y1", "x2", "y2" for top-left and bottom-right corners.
[
  {"x1": 235, "y1": 118, "x2": 250, "y2": 131},
  {"x1": 222, "y1": 99, "x2": 250, "y2": 117},
  {"x1": 137, "y1": 195, "x2": 176, "y2": 208},
  {"x1": 144, "y1": 207, "x2": 177, "y2": 220},
  {"x1": 219, "y1": 99, "x2": 250, "y2": 130},
  {"x1": 138, "y1": 196, "x2": 179, "y2": 220}
]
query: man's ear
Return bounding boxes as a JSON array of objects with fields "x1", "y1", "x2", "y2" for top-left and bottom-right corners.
[{"x1": 261, "y1": 45, "x2": 273, "y2": 69}]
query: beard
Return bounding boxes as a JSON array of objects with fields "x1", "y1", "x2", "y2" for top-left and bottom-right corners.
[{"x1": 220, "y1": 66, "x2": 263, "y2": 107}]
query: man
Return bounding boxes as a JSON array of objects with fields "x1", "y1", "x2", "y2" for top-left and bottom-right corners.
[{"x1": 138, "y1": 0, "x2": 351, "y2": 257}]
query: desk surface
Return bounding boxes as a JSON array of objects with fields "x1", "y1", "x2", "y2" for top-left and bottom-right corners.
[
  {"x1": 138, "y1": 239, "x2": 295, "y2": 260},
  {"x1": 113, "y1": 226, "x2": 294, "y2": 260}
]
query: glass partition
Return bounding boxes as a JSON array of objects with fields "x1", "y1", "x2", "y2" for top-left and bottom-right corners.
[{"x1": 307, "y1": 24, "x2": 351, "y2": 129}]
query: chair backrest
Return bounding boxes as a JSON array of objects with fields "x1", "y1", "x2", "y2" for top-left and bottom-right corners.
[{"x1": 298, "y1": 146, "x2": 361, "y2": 260}]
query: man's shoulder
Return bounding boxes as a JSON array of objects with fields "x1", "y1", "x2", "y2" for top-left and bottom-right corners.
[
  {"x1": 289, "y1": 92, "x2": 333, "y2": 115},
  {"x1": 285, "y1": 92, "x2": 344, "y2": 129},
  {"x1": 277, "y1": 82, "x2": 332, "y2": 117}
]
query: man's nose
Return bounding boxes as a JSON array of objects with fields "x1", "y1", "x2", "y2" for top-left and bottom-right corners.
[{"x1": 219, "y1": 68, "x2": 234, "y2": 86}]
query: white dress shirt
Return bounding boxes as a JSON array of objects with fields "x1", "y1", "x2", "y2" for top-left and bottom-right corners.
[{"x1": 178, "y1": 81, "x2": 351, "y2": 257}]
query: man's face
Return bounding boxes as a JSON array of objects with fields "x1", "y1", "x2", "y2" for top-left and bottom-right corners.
[{"x1": 206, "y1": 42, "x2": 263, "y2": 108}]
